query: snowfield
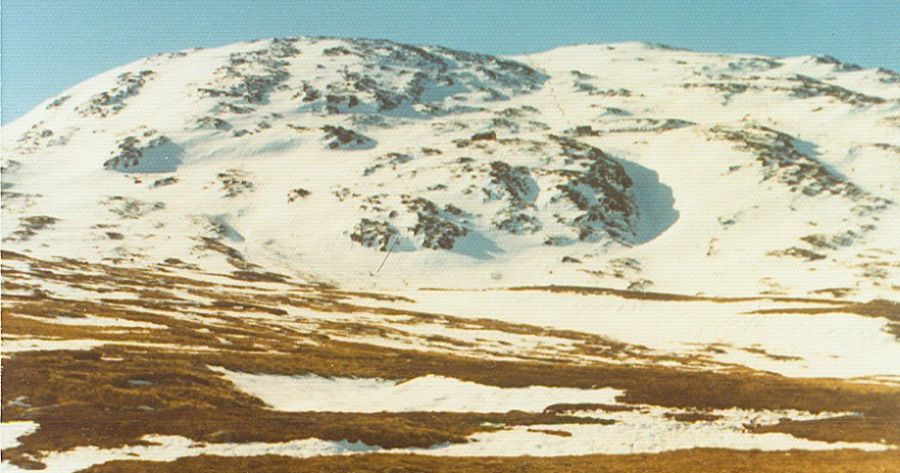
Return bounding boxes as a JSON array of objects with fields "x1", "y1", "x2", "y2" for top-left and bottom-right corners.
[
  {"x1": 211, "y1": 369, "x2": 624, "y2": 412},
  {"x1": 390, "y1": 289, "x2": 900, "y2": 378}
]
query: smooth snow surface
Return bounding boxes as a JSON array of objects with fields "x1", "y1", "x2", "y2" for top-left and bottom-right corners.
[
  {"x1": 0, "y1": 422, "x2": 39, "y2": 450},
  {"x1": 413, "y1": 406, "x2": 891, "y2": 456},
  {"x1": 0, "y1": 435, "x2": 377, "y2": 473},
  {"x1": 212, "y1": 368, "x2": 623, "y2": 412},
  {"x1": 394, "y1": 290, "x2": 900, "y2": 378},
  {"x1": 14, "y1": 314, "x2": 166, "y2": 329},
  {"x1": 414, "y1": 424, "x2": 890, "y2": 456}
]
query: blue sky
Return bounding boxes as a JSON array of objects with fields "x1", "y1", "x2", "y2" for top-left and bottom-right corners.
[{"x1": 2, "y1": 0, "x2": 898, "y2": 123}]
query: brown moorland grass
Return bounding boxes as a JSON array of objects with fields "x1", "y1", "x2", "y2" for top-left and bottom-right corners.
[
  {"x1": 750, "y1": 415, "x2": 900, "y2": 444},
  {"x1": 0, "y1": 348, "x2": 612, "y2": 468},
  {"x1": 543, "y1": 403, "x2": 639, "y2": 414},
  {"x1": 504, "y1": 284, "x2": 853, "y2": 304},
  {"x1": 1, "y1": 257, "x2": 710, "y2": 369},
  {"x1": 664, "y1": 412, "x2": 725, "y2": 423},
  {"x1": 82, "y1": 449, "x2": 900, "y2": 473},
  {"x1": 3, "y1": 334, "x2": 899, "y2": 468},
  {"x1": 3, "y1": 251, "x2": 899, "y2": 468}
]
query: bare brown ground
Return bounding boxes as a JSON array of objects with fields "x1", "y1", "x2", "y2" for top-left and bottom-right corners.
[{"x1": 82, "y1": 449, "x2": 900, "y2": 473}]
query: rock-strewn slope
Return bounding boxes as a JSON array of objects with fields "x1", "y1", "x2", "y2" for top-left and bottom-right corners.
[{"x1": 2, "y1": 38, "x2": 898, "y2": 297}]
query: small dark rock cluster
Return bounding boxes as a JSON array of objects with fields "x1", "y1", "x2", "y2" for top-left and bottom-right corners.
[
  {"x1": 287, "y1": 188, "x2": 311, "y2": 202},
  {"x1": 216, "y1": 170, "x2": 255, "y2": 198},
  {"x1": 103, "y1": 133, "x2": 176, "y2": 172},
  {"x1": 321, "y1": 125, "x2": 376, "y2": 150},
  {"x1": 3, "y1": 216, "x2": 59, "y2": 242}
]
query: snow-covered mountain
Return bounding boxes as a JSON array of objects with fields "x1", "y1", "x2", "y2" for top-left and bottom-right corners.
[
  {"x1": 2, "y1": 37, "x2": 898, "y2": 297},
  {"x1": 3, "y1": 37, "x2": 900, "y2": 473}
]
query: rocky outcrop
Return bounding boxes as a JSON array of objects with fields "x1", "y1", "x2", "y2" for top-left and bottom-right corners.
[
  {"x1": 195, "y1": 116, "x2": 232, "y2": 130},
  {"x1": 101, "y1": 196, "x2": 165, "y2": 219},
  {"x1": 807, "y1": 55, "x2": 863, "y2": 72},
  {"x1": 15, "y1": 123, "x2": 72, "y2": 153},
  {"x1": 104, "y1": 132, "x2": 182, "y2": 173},
  {"x1": 287, "y1": 188, "x2": 311, "y2": 202},
  {"x1": 77, "y1": 70, "x2": 155, "y2": 117},
  {"x1": 401, "y1": 196, "x2": 470, "y2": 250},
  {"x1": 350, "y1": 218, "x2": 400, "y2": 251},
  {"x1": 783, "y1": 75, "x2": 884, "y2": 106},
  {"x1": 198, "y1": 39, "x2": 298, "y2": 107},
  {"x1": 484, "y1": 161, "x2": 537, "y2": 203},
  {"x1": 363, "y1": 152, "x2": 414, "y2": 176},
  {"x1": 295, "y1": 38, "x2": 546, "y2": 116},
  {"x1": 3, "y1": 216, "x2": 59, "y2": 242},
  {"x1": 712, "y1": 124, "x2": 879, "y2": 200},
  {"x1": 544, "y1": 136, "x2": 636, "y2": 242},
  {"x1": 484, "y1": 161, "x2": 542, "y2": 234},
  {"x1": 321, "y1": 126, "x2": 376, "y2": 150}
]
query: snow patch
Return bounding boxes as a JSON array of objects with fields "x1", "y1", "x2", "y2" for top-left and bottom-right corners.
[
  {"x1": 211, "y1": 369, "x2": 623, "y2": 413},
  {"x1": 1, "y1": 422, "x2": 39, "y2": 450}
]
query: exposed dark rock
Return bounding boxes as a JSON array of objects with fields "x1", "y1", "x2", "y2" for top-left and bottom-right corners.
[
  {"x1": 364, "y1": 152, "x2": 413, "y2": 176},
  {"x1": 401, "y1": 195, "x2": 469, "y2": 250},
  {"x1": 287, "y1": 188, "x2": 311, "y2": 202},
  {"x1": 350, "y1": 218, "x2": 400, "y2": 251},
  {"x1": 196, "y1": 116, "x2": 232, "y2": 130},
  {"x1": 809, "y1": 55, "x2": 862, "y2": 72},
  {"x1": 45, "y1": 95, "x2": 71, "y2": 109},
  {"x1": 104, "y1": 133, "x2": 182, "y2": 173},
  {"x1": 102, "y1": 196, "x2": 165, "y2": 219},
  {"x1": 471, "y1": 131, "x2": 497, "y2": 141},
  {"x1": 321, "y1": 125, "x2": 376, "y2": 150},
  {"x1": 546, "y1": 136, "x2": 636, "y2": 242},
  {"x1": 296, "y1": 38, "x2": 547, "y2": 117},
  {"x1": 768, "y1": 247, "x2": 827, "y2": 261},
  {"x1": 216, "y1": 170, "x2": 255, "y2": 198},
  {"x1": 150, "y1": 177, "x2": 178, "y2": 188},
  {"x1": 783, "y1": 75, "x2": 884, "y2": 106},
  {"x1": 3, "y1": 216, "x2": 59, "y2": 242},
  {"x1": 77, "y1": 70, "x2": 155, "y2": 117},
  {"x1": 712, "y1": 124, "x2": 889, "y2": 208},
  {"x1": 15, "y1": 123, "x2": 71, "y2": 153},
  {"x1": 492, "y1": 210, "x2": 542, "y2": 234}
]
